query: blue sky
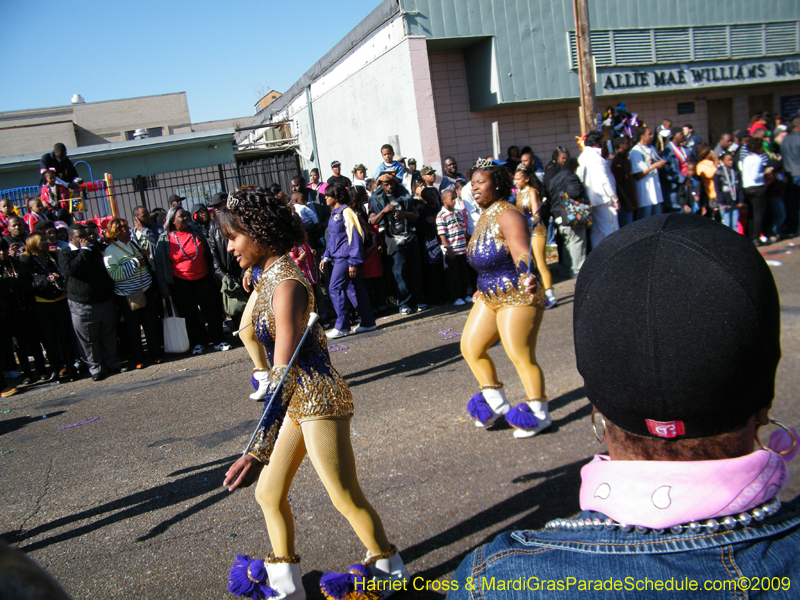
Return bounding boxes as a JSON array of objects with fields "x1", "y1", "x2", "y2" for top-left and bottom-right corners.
[{"x1": 0, "y1": 0, "x2": 381, "y2": 122}]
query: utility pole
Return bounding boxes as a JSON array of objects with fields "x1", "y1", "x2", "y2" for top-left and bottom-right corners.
[{"x1": 573, "y1": 0, "x2": 598, "y2": 136}]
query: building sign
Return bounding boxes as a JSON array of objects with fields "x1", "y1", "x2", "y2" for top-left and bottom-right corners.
[{"x1": 599, "y1": 57, "x2": 800, "y2": 94}]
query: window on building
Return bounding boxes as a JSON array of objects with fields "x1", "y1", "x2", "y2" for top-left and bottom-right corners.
[
  {"x1": 568, "y1": 21, "x2": 800, "y2": 69},
  {"x1": 125, "y1": 130, "x2": 136, "y2": 141}
]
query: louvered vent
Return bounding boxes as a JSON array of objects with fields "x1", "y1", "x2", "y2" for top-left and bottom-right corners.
[
  {"x1": 568, "y1": 31, "x2": 578, "y2": 70},
  {"x1": 693, "y1": 26, "x2": 730, "y2": 60},
  {"x1": 567, "y1": 21, "x2": 798, "y2": 70},
  {"x1": 590, "y1": 30, "x2": 614, "y2": 67},
  {"x1": 766, "y1": 22, "x2": 799, "y2": 56},
  {"x1": 730, "y1": 24, "x2": 764, "y2": 58},
  {"x1": 614, "y1": 30, "x2": 653, "y2": 65},
  {"x1": 654, "y1": 28, "x2": 692, "y2": 63}
]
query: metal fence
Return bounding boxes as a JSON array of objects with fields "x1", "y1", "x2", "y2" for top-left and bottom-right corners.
[
  {"x1": 111, "y1": 154, "x2": 301, "y2": 221},
  {"x1": 0, "y1": 153, "x2": 302, "y2": 223}
]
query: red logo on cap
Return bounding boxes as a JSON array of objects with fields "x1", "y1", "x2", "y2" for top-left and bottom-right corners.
[{"x1": 645, "y1": 419, "x2": 686, "y2": 438}]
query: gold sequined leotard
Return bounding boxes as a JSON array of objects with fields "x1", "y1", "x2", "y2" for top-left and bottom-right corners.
[
  {"x1": 516, "y1": 187, "x2": 547, "y2": 238},
  {"x1": 252, "y1": 255, "x2": 353, "y2": 425},
  {"x1": 467, "y1": 200, "x2": 546, "y2": 311}
]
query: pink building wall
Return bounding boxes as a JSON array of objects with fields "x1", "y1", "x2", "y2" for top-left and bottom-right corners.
[{"x1": 429, "y1": 49, "x2": 800, "y2": 167}]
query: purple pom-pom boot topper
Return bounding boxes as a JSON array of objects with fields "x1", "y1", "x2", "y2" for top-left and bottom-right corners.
[
  {"x1": 320, "y1": 563, "x2": 381, "y2": 600},
  {"x1": 467, "y1": 392, "x2": 494, "y2": 425},
  {"x1": 228, "y1": 555, "x2": 278, "y2": 600},
  {"x1": 504, "y1": 403, "x2": 539, "y2": 430}
]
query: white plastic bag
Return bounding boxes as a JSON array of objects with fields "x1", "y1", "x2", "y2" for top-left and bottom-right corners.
[{"x1": 163, "y1": 299, "x2": 190, "y2": 354}]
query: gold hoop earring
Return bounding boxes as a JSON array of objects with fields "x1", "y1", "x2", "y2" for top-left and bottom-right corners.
[
  {"x1": 755, "y1": 419, "x2": 797, "y2": 456},
  {"x1": 591, "y1": 407, "x2": 606, "y2": 445}
]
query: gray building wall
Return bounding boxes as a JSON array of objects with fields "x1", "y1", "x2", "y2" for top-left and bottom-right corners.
[
  {"x1": 402, "y1": 0, "x2": 800, "y2": 106},
  {"x1": 72, "y1": 93, "x2": 192, "y2": 145},
  {"x1": 0, "y1": 121, "x2": 78, "y2": 156},
  {"x1": 0, "y1": 93, "x2": 193, "y2": 159}
]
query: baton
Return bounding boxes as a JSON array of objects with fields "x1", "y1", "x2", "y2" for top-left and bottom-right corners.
[
  {"x1": 232, "y1": 322, "x2": 251, "y2": 337},
  {"x1": 241, "y1": 312, "x2": 320, "y2": 457}
]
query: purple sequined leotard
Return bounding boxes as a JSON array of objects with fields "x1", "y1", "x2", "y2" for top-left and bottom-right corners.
[
  {"x1": 467, "y1": 200, "x2": 545, "y2": 311},
  {"x1": 251, "y1": 255, "x2": 353, "y2": 424}
]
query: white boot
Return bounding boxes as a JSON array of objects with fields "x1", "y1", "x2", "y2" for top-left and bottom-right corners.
[
  {"x1": 365, "y1": 548, "x2": 409, "y2": 598},
  {"x1": 250, "y1": 370, "x2": 271, "y2": 401},
  {"x1": 512, "y1": 399, "x2": 552, "y2": 439},
  {"x1": 475, "y1": 387, "x2": 511, "y2": 427},
  {"x1": 545, "y1": 288, "x2": 558, "y2": 309},
  {"x1": 265, "y1": 562, "x2": 306, "y2": 600}
]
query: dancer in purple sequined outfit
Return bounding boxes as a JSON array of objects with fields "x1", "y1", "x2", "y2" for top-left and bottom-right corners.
[
  {"x1": 462, "y1": 160, "x2": 551, "y2": 439},
  {"x1": 218, "y1": 187, "x2": 408, "y2": 600}
]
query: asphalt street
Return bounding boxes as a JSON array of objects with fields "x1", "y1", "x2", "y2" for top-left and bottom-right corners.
[{"x1": 1, "y1": 239, "x2": 799, "y2": 600}]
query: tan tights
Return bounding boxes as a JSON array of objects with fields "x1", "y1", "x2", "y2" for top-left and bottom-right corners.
[
  {"x1": 532, "y1": 234, "x2": 552, "y2": 291},
  {"x1": 241, "y1": 291, "x2": 268, "y2": 370},
  {"x1": 255, "y1": 417, "x2": 391, "y2": 557},
  {"x1": 460, "y1": 299, "x2": 545, "y2": 399}
]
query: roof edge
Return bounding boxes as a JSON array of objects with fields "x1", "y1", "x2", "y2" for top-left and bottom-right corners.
[{"x1": 238, "y1": 0, "x2": 401, "y2": 141}]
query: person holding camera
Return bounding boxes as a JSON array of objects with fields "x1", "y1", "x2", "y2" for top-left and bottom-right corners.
[{"x1": 368, "y1": 172, "x2": 423, "y2": 315}]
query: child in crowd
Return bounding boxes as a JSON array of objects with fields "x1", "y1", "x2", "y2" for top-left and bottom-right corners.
[
  {"x1": 352, "y1": 164, "x2": 368, "y2": 189},
  {"x1": 412, "y1": 179, "x2": 427, "y2": 203},
  {"x1": 24, "y1": 198, "x2": 48, "y2": 232},
  {"x1": 40, "y1": 170, "x2": 68, "y2": 214},
  {"x1": 714, "y1": 152, "x2": 745, "y2": 231},
  {"x1": 0, "y1": 199, "x2": 17, "y2": 236},
  {"x1": 54, "y1": 221, "x2": 69, "y2": 244},
  {"x1": 436, "y1": 189, "x2": 470, "y2": 306},
  {"x1": 374, "y1": 144, "x2": 404, "y2": 179},
  {"x1": 677, "y1": 162, "x2": 703, "y2": 214},
  {"x1": 290, "y1": 192, "x2": 319, "y2": 227},
  {"x1": 289, "y1": 241, "x2": 317, "y2": 285},
  {"x1": 452, "y1": 180, "x2": 470, "y2": 235}
]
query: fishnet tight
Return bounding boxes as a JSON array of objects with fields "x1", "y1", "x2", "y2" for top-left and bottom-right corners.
[
  {"x1": 255, "y1": 417, "x2": 390, "y2": 557},
  {"x1": 241, "y1": 291, "x2": 268, "y2": 369},
  {"x1": 460, "y1": 299, "x2": 545, "y2": 399}
]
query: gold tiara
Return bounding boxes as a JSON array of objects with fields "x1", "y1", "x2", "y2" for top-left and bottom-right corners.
[
  {"x1": 474, "y1": 158, "x2": 494, "y2": 169},
  {"x1": 226, "y1": 191, "x2": 239, "y2": 210}
]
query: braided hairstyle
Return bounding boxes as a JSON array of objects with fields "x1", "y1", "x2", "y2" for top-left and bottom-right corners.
[{"x1": 217, "y1": 185, "x2": 305, "y2": 256}]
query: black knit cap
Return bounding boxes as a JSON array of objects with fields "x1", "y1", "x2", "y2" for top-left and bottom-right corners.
[{"x1": 574, "y1": 214, "x2": 780, "y2": 439}]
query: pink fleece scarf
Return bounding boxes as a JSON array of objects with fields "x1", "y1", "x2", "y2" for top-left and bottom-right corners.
[{"x1": 580, "y1": 429, "x2": 797, "y2": 528}]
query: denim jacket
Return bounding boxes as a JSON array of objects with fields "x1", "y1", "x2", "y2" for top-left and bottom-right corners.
[{"x1": 449, "y1": 496, "x2": 800, "y2": 599}]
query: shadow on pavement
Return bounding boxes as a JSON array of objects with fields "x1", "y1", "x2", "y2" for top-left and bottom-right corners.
[
  {"x1": 0, "y1": 411, "x2": 66, "y2": 437},
  {"x1": 7, "y1": 454, "x2": 238, "y2": 551},
  {"x1": 398, "y1": 458, "x2": 586, "y2": 587},
  {"x1": 345, "y1": 342, "x2": 463, "y2": 388}
]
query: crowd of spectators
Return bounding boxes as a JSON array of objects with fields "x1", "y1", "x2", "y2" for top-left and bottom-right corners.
[{"x1": 2, "y1": 109, "x2": 799, "y2": 398}]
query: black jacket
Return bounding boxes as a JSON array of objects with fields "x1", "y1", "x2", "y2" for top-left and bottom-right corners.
[
  {"x1": 713, "y1": 167, "x2": 745, "y2": 208},
  {"x1": 58, "y1": 246, "x2": 115, "y2": 304},
  {"x1": 0, "y1": 257, "x2": 34, "y2": 315},
  {"x1": 547, "y1": 170, "x2": 586, "y2": 222},
  {"x1": 39, "y1": 152, "x2": 80, "y2": 186},
  {"x1": 21, "y1": 253, "x2": 66, "y2": 302},
  {"x1": 207, "y1": 220, "x2": 242, "y2": 282},
  {"x1": 303, "y1": 189, "x2": 330, "y2": 251},
  {"x1": 153, "y1": 226, "x2": 215, "y2": 296}
]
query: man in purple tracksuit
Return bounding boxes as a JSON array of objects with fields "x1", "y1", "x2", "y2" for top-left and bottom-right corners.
[{"x1": 319, "y1": 184, "x2": 377, "y2": 339}]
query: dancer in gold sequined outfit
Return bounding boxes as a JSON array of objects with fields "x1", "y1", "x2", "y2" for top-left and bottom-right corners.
[
  {"x1": 462, "y1": 161, "x2": 552, "y2": 439},
  {"x1": 514, "y1": 165, "x2": 557, "y2": 308},
  {"x1": 219, "y1": 187, "x2": 408, "y2": 600}
]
